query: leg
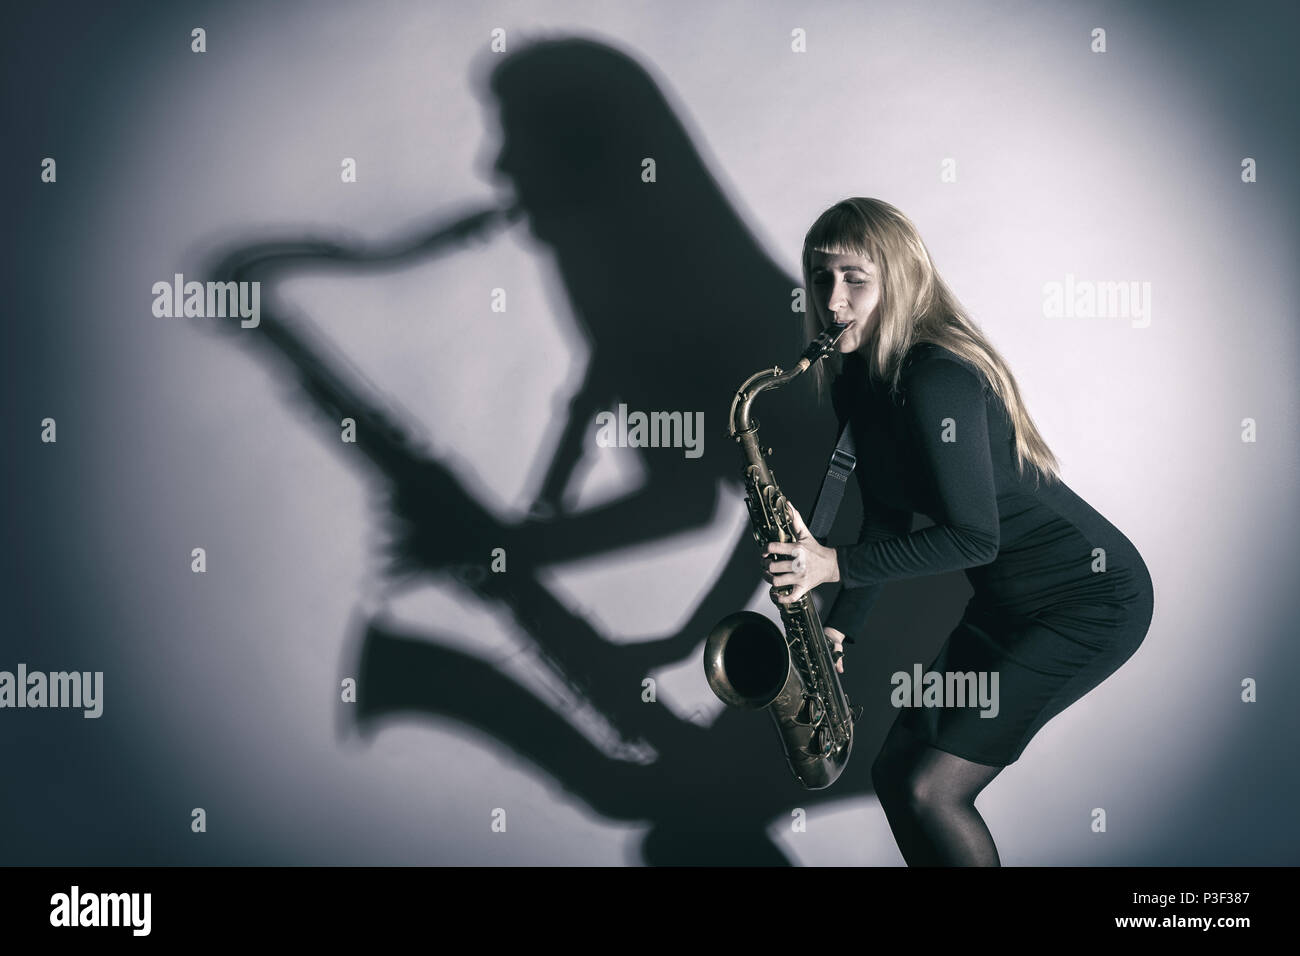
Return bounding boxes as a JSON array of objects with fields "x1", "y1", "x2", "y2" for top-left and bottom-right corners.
[{"x1": 871, "y1": 717, "x2": 1005, "y2": 866}]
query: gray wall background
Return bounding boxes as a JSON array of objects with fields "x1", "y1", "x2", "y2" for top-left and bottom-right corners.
[{"x1": 3, "y1": 0, "x2": 1297, "y2": 865}]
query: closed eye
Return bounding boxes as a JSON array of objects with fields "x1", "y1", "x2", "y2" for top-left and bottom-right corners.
[
  {"x1": 811, "y1": 275, "x2": 867, "y2": 285},
  {"x1": 806, "y1": 273, "x2": 868, "y2": 283}
]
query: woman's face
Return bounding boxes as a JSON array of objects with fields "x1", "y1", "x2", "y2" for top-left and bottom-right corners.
[{"x1": 808, "y1": 249, "x2": 881, "y2": 353}]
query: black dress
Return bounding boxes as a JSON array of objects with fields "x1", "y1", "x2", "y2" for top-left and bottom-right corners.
[{"x1": 823, "y1": 342, "x2": 1154, "y2": 767}]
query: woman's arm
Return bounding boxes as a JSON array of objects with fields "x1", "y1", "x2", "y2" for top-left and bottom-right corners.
[
  {"x1": 834, "y1": 355, "x2": 1001, "y2": 589},
  {"x1": 822, "y1": 497, "x2": 913, "y2": 638}
]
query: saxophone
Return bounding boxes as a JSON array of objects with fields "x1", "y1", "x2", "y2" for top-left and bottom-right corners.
[{"x1": 703, "y1": 321, "x2": 862, "y2": 790}]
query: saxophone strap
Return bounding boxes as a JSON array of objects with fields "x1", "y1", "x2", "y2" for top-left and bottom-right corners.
[{"x1": 808, "y1": 417, "x2": 856, "y2": 541}]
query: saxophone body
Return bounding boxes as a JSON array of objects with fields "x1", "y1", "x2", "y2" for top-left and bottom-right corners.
[{"x1": 704, "y1": 322, "x2": 861, "y2": 790}]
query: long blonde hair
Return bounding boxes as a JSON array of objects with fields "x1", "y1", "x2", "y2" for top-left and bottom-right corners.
[{"x1": 800, "y1": 197, "x2": 1062, "y2": 487}]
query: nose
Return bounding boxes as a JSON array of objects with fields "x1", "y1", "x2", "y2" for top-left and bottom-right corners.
[{"x1": 827, "y1": 282, "x2": 851, "y2": 316}]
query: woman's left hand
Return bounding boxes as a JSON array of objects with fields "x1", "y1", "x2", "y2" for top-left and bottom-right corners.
[{"x1": 762, "y1": 502, "x2": 841, "y2": 604}]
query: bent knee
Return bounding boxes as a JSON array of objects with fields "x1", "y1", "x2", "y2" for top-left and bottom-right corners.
[
  {"x1": 872, "y1": 750, "x2": 927, "y2": 807},
  {"x1": 872, "y1": 752, "x2": 960, "y2": 811}
]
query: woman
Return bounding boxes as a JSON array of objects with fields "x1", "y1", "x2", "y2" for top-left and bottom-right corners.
[{"x1": 762, "y1": 198, "x2": 1154, "y2": 866}]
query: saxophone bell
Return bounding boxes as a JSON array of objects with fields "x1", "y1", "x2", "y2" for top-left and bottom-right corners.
[{"x1": 703, "y1": 611, "x2": 792, "y2": 710}]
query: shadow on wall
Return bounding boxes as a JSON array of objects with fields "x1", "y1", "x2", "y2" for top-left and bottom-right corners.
[{"x1": 199, "y1": 35, "x2": 972, "y2": 866}]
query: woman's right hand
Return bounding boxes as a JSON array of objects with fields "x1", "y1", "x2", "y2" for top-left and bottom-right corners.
[{"x1": 824, "y1": 626, "x2": 848, "y2": 673}]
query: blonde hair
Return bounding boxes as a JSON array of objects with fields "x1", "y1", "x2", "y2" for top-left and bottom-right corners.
[{"x1": 800, "y1": 197, "x2": 1061, "y2": 487}]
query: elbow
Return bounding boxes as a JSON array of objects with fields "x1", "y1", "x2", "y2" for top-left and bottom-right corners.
[{"x1": 955, "y1": 524, "x2": 1000, "y2": 566}]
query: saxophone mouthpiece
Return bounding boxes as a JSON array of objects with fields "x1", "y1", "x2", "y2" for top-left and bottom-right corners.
[{"x1": 799, "y1": 321, "x2": 850, "y2": 364}]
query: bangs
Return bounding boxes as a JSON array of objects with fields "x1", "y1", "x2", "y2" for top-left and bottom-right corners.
[{"x1": 803, "y1": 202, "x2": 881, "y2": 269}]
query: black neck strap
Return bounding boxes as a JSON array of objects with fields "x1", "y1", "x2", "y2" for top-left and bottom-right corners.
[{"x1": 808, "y1": 418, "x2": 857, "y2": 541}]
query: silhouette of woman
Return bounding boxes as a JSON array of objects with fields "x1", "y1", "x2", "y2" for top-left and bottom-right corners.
[
  {"x1": 475, "y1": 38, "x2": 839, "y2": 669},
  {"x1": 762, "y1": 197, "x2": 1155, "y2": 866}
]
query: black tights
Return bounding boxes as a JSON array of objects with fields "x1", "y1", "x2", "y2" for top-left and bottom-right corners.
[{"x1": 871, "y1": 719, "x2": 1005, "y2": 866}]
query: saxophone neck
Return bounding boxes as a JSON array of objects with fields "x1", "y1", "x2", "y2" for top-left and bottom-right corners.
[{"x1": 728, "y1": 323, "x2": 848, "y2": 437}]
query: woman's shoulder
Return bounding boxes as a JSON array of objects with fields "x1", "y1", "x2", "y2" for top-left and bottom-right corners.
[
  {"x1": 902, "y1": 341, "x2": 972, "y2": 370},
  {"x1": 835, "y1": 342, "x2": 988, "y2": 404},
  {"x1": 899, "y1": 342, "x2": 991, "y2": 397}
]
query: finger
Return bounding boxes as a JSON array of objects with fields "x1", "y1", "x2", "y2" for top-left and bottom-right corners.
[
  {"x1": 786, "y1": 502, "x2": 808, "y2": 535},
  {"x1": 779, "y1": 583, "x2": 809, "y2": 604},
  {"x1": 763, "y1": 542, "x2": 797, "y2": 558}
]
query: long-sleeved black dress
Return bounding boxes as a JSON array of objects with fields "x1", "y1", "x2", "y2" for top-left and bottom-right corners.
[{"x1": 822, "y1": 342, "x2": 1154, "y2": 766}]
